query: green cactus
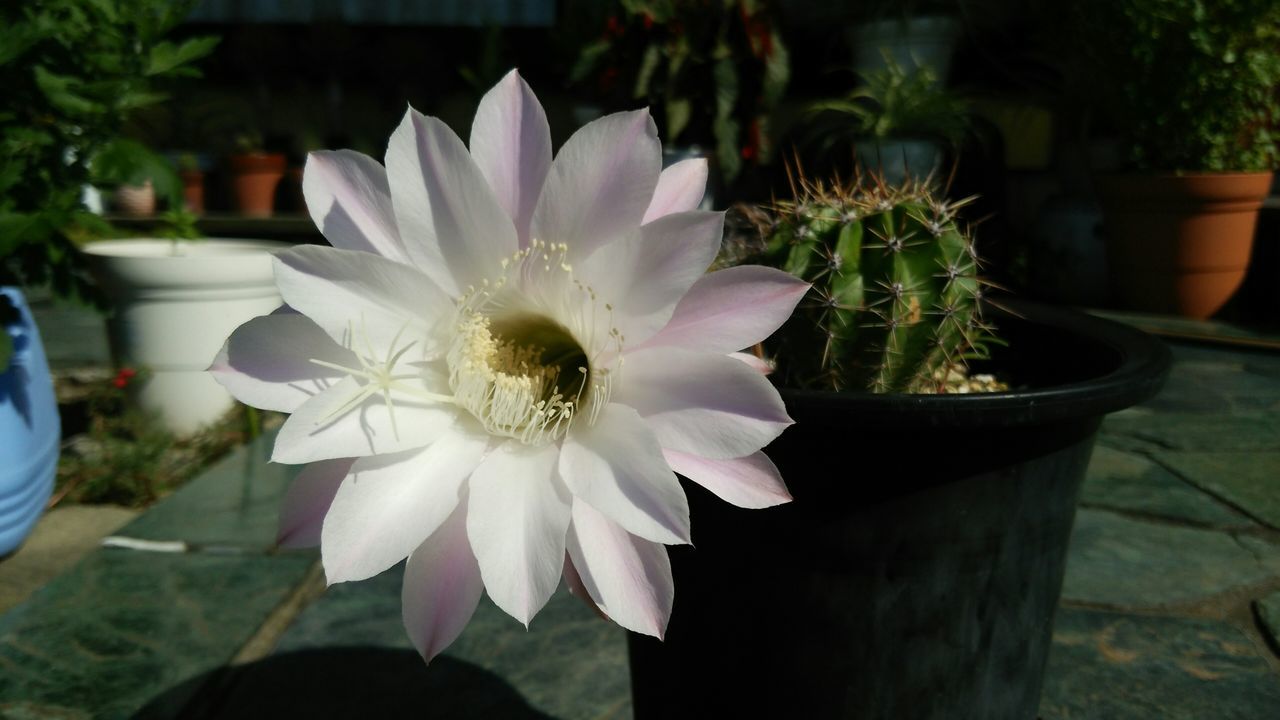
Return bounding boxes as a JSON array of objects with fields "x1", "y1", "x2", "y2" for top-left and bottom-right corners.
[{"x1": 753, "y1": 175, "x2": 998, "y2": 393}]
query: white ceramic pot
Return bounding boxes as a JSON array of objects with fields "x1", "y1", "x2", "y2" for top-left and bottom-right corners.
[
  {"x1": 82, "y1": 239, "x2": 289, "y2": 435},
  {"x1": 849, "y1": 15, "x2": 961, "y2": 81}
]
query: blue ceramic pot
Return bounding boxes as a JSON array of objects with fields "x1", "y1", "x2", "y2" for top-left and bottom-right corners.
[{"x1": 0, "y1": 287, "x2": 60, "y2": 556}]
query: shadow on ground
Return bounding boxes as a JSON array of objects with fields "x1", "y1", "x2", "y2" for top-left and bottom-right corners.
[{"x1": 133, "y1": 647, "x2": 555, "y2": 720}]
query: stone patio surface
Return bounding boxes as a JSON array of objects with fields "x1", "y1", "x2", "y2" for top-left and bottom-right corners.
[{"x1": 2, "y1": 310, "x2": 1279, "y2": 718}]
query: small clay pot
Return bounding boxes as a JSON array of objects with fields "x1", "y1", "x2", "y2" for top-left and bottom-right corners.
[
  {"x1": 229, "y1": 152, "x2": 287, "y2": 218},
  {"x1": 113, "y1": 180, "x2": 155, "y2": 217},
  {"x1": 1095, "y1": 172, "x2": 1273, "y2": 319},
  {"x1": 180, "y1": 169, "x2": 205, "y2": 214}
]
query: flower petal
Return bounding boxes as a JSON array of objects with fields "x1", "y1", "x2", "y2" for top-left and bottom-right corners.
[
  {"x1": 469, "y1": 70, "x2": 552, "y2": 249},
  {"x1": 635, "y1": 265, "x2": 810, "y2": 354},
  {"x1": 730, "y1": 351, "x2": 773, "y2": 375},
  {"x1": 272, "y1": 375, "x2": 457, "y2": 464},
  {"x1": 277, "y1": 458, "x2": 353, "y2": 548},
  {"x1": 273, "y1": 244, "x2": 451, "y2": 353},
  {"x1": 532, "y1": 109, "x2": 661, "y2": 261},
  {"x1": 566, "y1": 500, "x2": 673, "y2": 638},
  {"x1": 466, "y1": 440, "x2": 571, "y2": 625},
  {"x1": 613, "y1": 347, "x2": 792, "y2": 460},
  {"x1": 210, "y1": 311, "x2": 355, "y2": 413},
  {"x1": 642, "y1": 158, "x2": 708, "y2": 224},
  {"x1": 577, "y1": 210, "x2": 722, "y2": 348},
  {"x1": 303, "y1": 150, "x2": 407, "y2": 262},
  {"x1": 663, "y1": 449, "x2": 792, "y2": 509},
  {"x1": 559, "y1": 403, "x2": 690, "y2": 545},
  {"x1": 321, "y1": 428, "x2": 488, "y2": 583},
  {"x1": 402, "y1": 497, "x2": 484, "y2": 663},
  {"x1": 386, "y1": 107, "x2": 518, "y2": 295},
  {"x1": 561, "y1": 553, "x2": 607, "y2": 619}
]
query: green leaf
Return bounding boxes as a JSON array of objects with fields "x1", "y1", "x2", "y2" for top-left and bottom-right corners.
[
  {"x1": 666, "y1": 98, "x2": 692, "y2": 143},
  {"x1": 146, "y1": 36, "x2": 220, "y2": 77},
  {"x1": 33, "y1": 65, "x2": 102, "y2": 115},
  {"x1": 0, "y1": 330, "x2": 12, "y2": 375}
]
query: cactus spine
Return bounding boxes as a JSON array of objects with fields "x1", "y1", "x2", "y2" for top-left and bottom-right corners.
[{"x1": 758, "y1": 176, "x2": 995, "y2": 393}]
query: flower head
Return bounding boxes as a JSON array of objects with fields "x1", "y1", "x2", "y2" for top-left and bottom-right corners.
[{"x1": 210, "y1": 70, "x2": 808, "y2": 662}]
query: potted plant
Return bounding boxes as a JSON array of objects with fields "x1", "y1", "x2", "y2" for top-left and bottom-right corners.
[
  {"x1": 1074, "y1": 0, "x2": 1280, "y2": 319},
  {"x1": 847, "y1": 0, "x2": 963, "y2": 81},
  {"x1": 175, "y1": 152, "x2": 207, "y2": 214},
  {"x1": 627, "y1": 176, "x2": 1171, "y2": 717},
  {"x1": 570, "y1": 0, "x2": 790, "y2": 190},
  {"x1": 804, "y1": 60, "x2": 969, "y2": 184},
  {"x1": 82, "y1": 211, "x2": 288, "y2": 436},
  {"x1": 228, "y1": 131, "x2": 287, "y2": 217},
  {"x1": 0, "y1": 0, "x2": 216, "y2": 550}
]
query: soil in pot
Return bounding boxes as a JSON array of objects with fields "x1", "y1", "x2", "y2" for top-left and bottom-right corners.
[
  {"x1": 628, "y1": 299, "x2": 1170, "y2": 720},
  {"x1": 1095, "y1": 172, "x2": 1272, "y2": 319}
]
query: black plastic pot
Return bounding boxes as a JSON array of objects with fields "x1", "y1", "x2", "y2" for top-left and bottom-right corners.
[{"x1": 628, "y1": 299, "x2": 1171, "y2": 719}]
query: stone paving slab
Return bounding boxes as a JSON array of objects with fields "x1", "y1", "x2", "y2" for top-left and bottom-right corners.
[
  {"x1": 119, "y1": 432, "x2": 296, "y2": 548},
  {"x1": 1040, "y1": 608, "x2": 1280, "y2": 719},
  {"x1": 0, "y1": 504, "x2": 139, "y2": 615},
  {"x1": 214, "y1": 568, "x2": 634, "y2": 720},
  {"x1": 0, "y1": 549, "x2": 314, "y2": 719},
  {"x1": 1154, "y1": 450, "x2": 1280, "y2": 531},
  {"x1": 1081, "y1": 446, "x2": 1254, "y2": 529},
  {"x1": 1101, "y1": 412, "x2": 1280, "y2": 452},
  {"x1": 1062, "y1": 509, "x2": 1280, "y2": 609},
  {"x1": 1256, "y1": 590, "x2": 1280, "y2": 655}
]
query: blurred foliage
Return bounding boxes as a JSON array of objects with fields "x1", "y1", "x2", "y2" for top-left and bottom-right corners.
[
  {"x1": 804, "y1": 59, "x2": 969, "y2": 151},
  {"x1": 571, "y1": 0, "x2": 790, "y2": 182},
  {"x1": 1072, "y1": 0, "x2": 1280, "y2": 172},
  {"x1": 54, "y1": 368, "x2": 271, "y2": 508},
  {"x1": 0, "y1": 0, "x2": 217, "y2": 303}
]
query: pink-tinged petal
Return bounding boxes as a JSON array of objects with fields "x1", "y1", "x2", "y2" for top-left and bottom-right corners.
[
  {"x1": 730, "y1": 351, "x2": 773, "y2": 375},
  {"x1": 577, "y1": 210, "x2": 722, "y2": 347},
  {"x1": 663, "y1": 449, "x2": 792, "y2": 509},
  {"x1": 386, "y1": 107, "x2": 518, "y2": 295},
  {"x1": 273, "y1": 245, "x2": 451, "y2": 353},
  {"x1": 210, "y1": 312, "x2": 355, "y2": 413},
  {"x1": 466, "y1": 440, "x2": 571, "y2": 625},
  {"x1": 642, "y1": 158, "x2": 708, "y2": 224},
  {"x1": 566, "y1": 501, "x2": 673, "y2": 638},
  {"x1": 469, "y1": 70, "x2": 552, "y2": 248},
  {"x1": 635, "y1": 265, "x2": 810, "y2": 354},
  {"x1": 303, "y1": 150, "x2": 407, "y2": 262},
  {"x1": 613, "y1": 347, "x2": 792, "y2": 460},
  {"x1": 402, "y1": 497, "x2": 484, "y2": 663},
  {"x1": 532, "y1": 109, "x2": 661, "y2": 261},
  {"x1": 561, "y1": 554, "x2": 608, "y2": 620},
  {"x1": 277, "y1": 458, "x2": 353, "y2": 548},
  {"x1": 321, "y1": 428, "x2": 488, "y2": 583},
  {"x1": 559, "y1": 403, "x2": 690, "y2": 545},
  {"x1": 272, "y1": 376, "x2": 457, "y2": 464}
]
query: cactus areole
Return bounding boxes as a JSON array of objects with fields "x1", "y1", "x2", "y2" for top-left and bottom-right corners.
[{"x1": 758, "y1": 175, "x2": 997, "y2": 393}]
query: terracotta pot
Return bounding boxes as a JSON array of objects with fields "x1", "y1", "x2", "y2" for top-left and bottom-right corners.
[
  {"x1": 229, "y1": 152, "x2": 287, "y2": 217},
  {"x1": 180, "y1": 169, "x2": 205, "y2": 214},
  {"x1": 1095, "y1": 172, "x2": 1272, "y2": 319},
  {"x1": 113, "y1": 180, "x2": 155, "y2": 217}
]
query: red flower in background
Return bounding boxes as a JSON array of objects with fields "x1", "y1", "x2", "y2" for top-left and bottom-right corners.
[{"x1": 113, "y1": 367, "x2": 137, "y2": 389}]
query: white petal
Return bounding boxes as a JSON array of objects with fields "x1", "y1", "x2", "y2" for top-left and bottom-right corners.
[
  {"x1": 559, "y1": 403, "x2": 690, "y2": 545},
  {"x1": 642, "y1": 158, "x2": 708, "y2": 223},
  {"x1": 577, "y1": 210, "x2": 722, "y2": 347},
  {"x1": 613, "y1": 347, "x2": 792, "y2": 460},
  {"x1": 561, "y1": 553, "x2": 606, "y2": 618},
  {"x1": 566, "y1": 500, "x2": 673, "y2": 638},
  {"x1": 386, "y1": 107, "x2": 518, "y2": 295},
  {"x1": 635, "y1": 265, "x2": 810, "y2": 354},
  {"x1": 272, "y1": 375, "x2": 457, "y2": 464},
  {"x1": 273, "y1": 244, "x2": 451, "y2": 354},
  {"x1": 532, "y1": 109, "x2": 661, "y2": 261},
  {"x1": 210, "y1": 311, "x2": 354, "y2": 413},
  {"x1": 303, "y1": 150, "x2": 407, "y2": 262},
  {"x1": 321, "y1": 428, "x2": 488, "y2": 583},
  {"x1": 402, "y1": 497, "x2": 484, "y2": 663},
  {"x1": 469, "y1": 70, "x2": 552, "y2": 248},
  {"x1": 663, "y1": 449, "x2": 791, "y2": 509},
  {"x1": 730, "y1": 351, "x2": 773, "y2": 375},
  {"x1": 466, "y1": 440, "x2": 571, "y2": 625},
  {"x1": 277, "y1": 458, "x2": 353, "y2": 548}
]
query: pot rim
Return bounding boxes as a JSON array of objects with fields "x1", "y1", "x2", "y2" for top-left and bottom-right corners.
[
  {"x1": 779, "y1": 298, "x2": 1171, "y2": 429},
  {"x1": 82, "y1": 238, "x2": 293, "y2": 259}
]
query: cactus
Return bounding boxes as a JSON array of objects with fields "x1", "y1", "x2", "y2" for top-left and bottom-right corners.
[{"x1": 750, "y1": 174, "x2": 998, "y2": 393}]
